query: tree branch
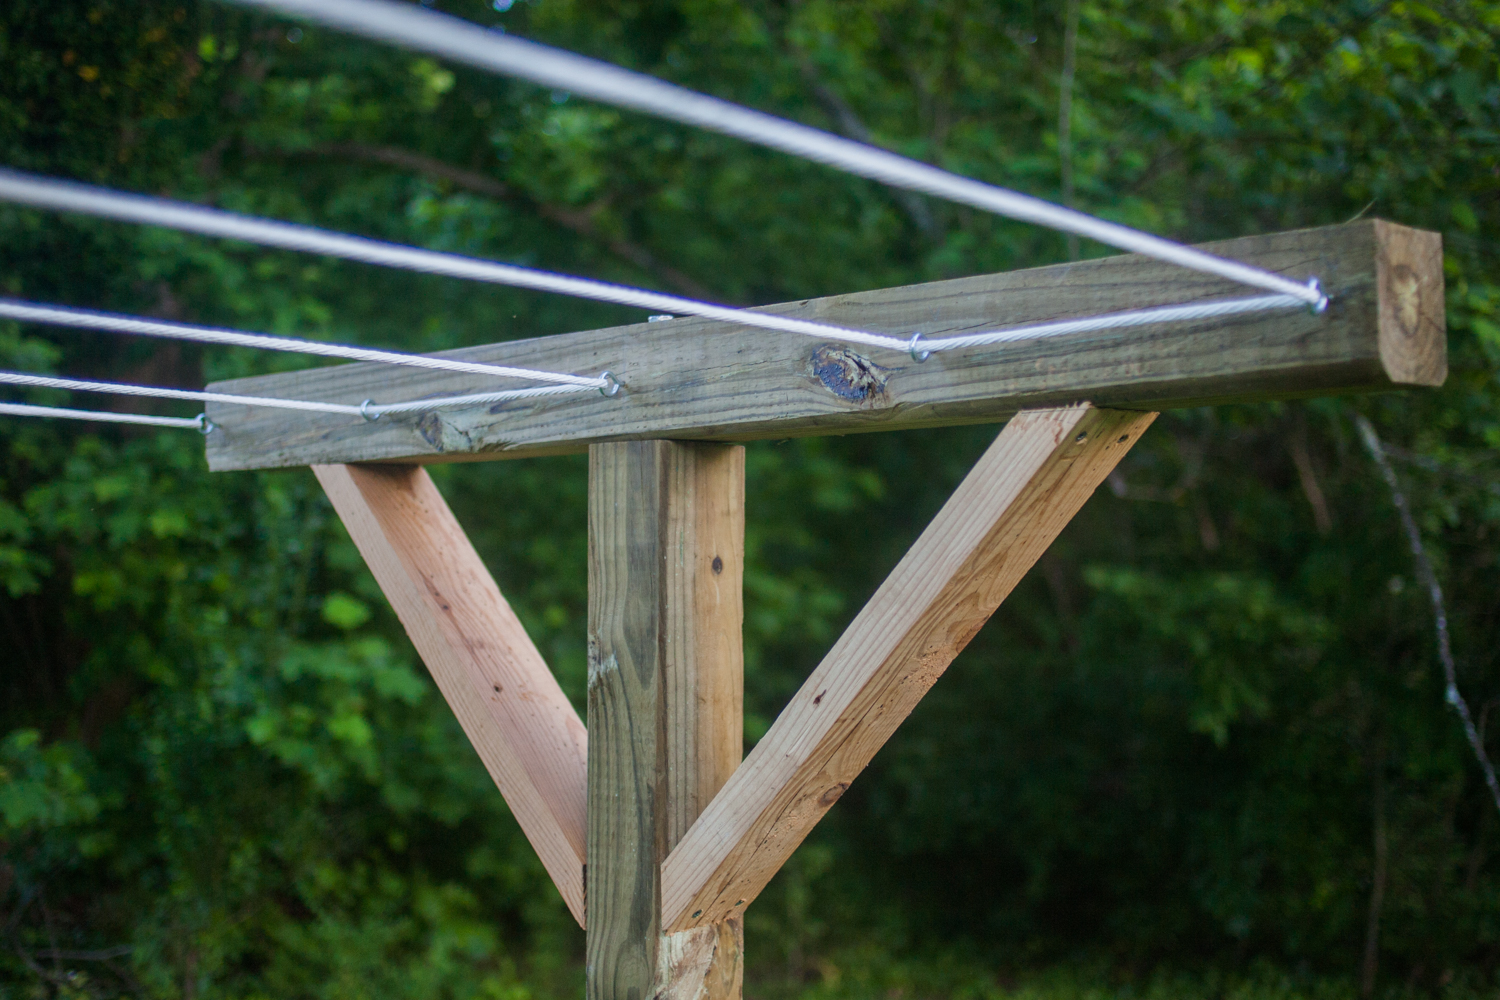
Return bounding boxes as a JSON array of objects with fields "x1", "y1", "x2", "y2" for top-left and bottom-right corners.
[
  {"x1": 1360, "y1": 752, "x2": 1388, "y2": 999},
  {"x1": 792, "y1": 62, "x2": 940, "y2": 240},
  {"x1": 1058, "y1": 0, "x2": 1081, "y2": 261},
  {"x1": 32, "y1": 946, "x2": 134, "y2": 961},
  {"x1": 287, "y1": 142, "x2": 723, "y2": 302},
  {"x1": 1355, "y1": 414, "x2": 1500, "y2": 817}
]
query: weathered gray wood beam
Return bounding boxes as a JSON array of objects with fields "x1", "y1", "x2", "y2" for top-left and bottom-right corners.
[
  {"x1": 587, "y1": 441, "x2": 746, "y2": 1000},
  {"x1": 204, "y1": 220, "x2": 1442, "y2": 471}
]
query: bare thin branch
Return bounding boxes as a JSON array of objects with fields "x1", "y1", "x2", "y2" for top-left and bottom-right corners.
[
  {"x1": 1289, "y1": 420, "x2": 1333, "y2": 534},
  {"x1": 1355, "y1": 413, "x2": 1500, "y2": 817},
  {"x1": 32, "y1": 946, "x2": 134, "y2": 961},
  {"x1": 1058, "y1": 0, "x2": 1081, "y2": 262},
  {"x1": 792, "y1": 61, "x2": 940, "y2": 240}
]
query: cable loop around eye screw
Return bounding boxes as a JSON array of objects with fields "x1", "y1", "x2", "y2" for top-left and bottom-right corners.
[
  {"x1": 908, "y1": 333, "x2": 931, "y2": 363},
  {"x1": 599, "y1": 371, "x2": 622, "y2": 397},
  {"x1": 1307, "y1": 277, "x2": 1329, "y2": 315},
  {"x1": 360, "y1": 399, "x2": 382, "y2": 422},
  {"x1": 196, "y1": 413, "x2": 217, "y2": 435}
]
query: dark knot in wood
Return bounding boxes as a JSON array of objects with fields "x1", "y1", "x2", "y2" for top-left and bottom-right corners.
[
  {"x1": 810, "y1": 346, "x2": 889, "y2": 403},
  {"x1": 817, "y1": 783, "x2": 849, "y2": 808},
  {"x1": 416, "y1": 410, "x2": 474, "y2": 453}
]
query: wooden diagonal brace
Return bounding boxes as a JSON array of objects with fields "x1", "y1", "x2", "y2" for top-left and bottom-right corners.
[
  {"x1": 659, "y1": 404, "x2": 1157, "y2": 931},
  {"x1": 314, "y1": 464, "x2": 589, "y2": 925}
]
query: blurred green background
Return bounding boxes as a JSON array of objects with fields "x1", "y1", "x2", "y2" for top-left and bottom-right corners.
[{"x1": 2, "y1": 1, "x2": 1498, "y2": 997}]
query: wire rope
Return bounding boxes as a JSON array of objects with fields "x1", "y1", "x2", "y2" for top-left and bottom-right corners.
[
  {"x1": 0, "y1": 369, "x2": 594, "y2": 423},
  {"x1": 901, "y1": 292, "x2": 1313, "y2": 359},
  {"x1": 0, "y1": 298, "x2": 605, "y2": 388},
  {"x1": 224, "y1": 0, "x2": 1325, "y2": 307},
  {"x1": 0, "y1": 370, "x2": 366, "y2": 416},
  {"x1": 0, "y1": 169, "x2": 910, "y2": 347},
  {"x1": 0, "y1": 170, "x2": 1319, "y2": 368},
  {"x1": 0, "y1": 401, "x2": 208, "y2": 430}
]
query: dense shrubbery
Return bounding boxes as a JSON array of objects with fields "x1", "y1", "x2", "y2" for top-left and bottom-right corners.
[{"x1": 2, "y1": 1, "x2": 1498, "y2": 997}]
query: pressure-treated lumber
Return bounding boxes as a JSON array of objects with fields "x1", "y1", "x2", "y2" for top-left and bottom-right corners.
[
  {"x1": 587, "y1": 441, "x2": 745, "y2": 1000},
  {"x1": 206, "y1": 220, "x2": 1441, "y2": 471},
  {"x1": 313, "y1": 463, "x2": 588, "y2": 925},
  {"x1": 659, "y1": 404, "x2": 1158, "y2": 932}
]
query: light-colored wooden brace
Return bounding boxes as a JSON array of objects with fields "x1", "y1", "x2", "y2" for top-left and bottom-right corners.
[
  {"x1": 314, "y1": 463, "x2": 589, "y2": 925},
  {"x1": 660, "y1": 403, "x2": 1157, "y2": 931},
  {"x1": 312, "y1": 403, "x2": 1154, "y2": 950}
]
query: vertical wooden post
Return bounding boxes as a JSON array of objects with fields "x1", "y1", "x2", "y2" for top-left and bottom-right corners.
[{"x1": 588, "y1": 441, "x2": 745, "y2": 1000}]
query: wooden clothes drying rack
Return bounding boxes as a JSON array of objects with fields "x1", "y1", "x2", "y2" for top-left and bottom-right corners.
[{"x1": 203, "y1": 219, "x2": 1445, "y2": 1000}]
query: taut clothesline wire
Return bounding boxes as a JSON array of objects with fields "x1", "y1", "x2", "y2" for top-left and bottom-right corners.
[
  {"x1": 0, "y1": 169, "x2": 1318, "y2": 365},
  {"x1": 0, "y1": 0, "x2": 1334, "y2": 433},
  {"x1": 0, "y1": 401, "x2": 208, "y2": 431},
  {"x1": 0, "y1": 169, "x2": 905, "y2": 348},
  {"x1": 854, "y1": 293, "x2": 1310, "y2": 358},
  {"x1": 0, "y1": 369, "x2": 593, "y2": 424},
  {"x1": 0, "y1": 298, "x2": 607, "y2": 389},
  {"x1": 225, "y1": 0, "x2": 1324, "y2": 308}
]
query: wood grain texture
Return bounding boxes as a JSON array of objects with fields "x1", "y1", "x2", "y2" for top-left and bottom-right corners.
[
  {"x1": 587, "y1": 441, "x2": 664, "y2": 999},
  {"x1": 587, "y1": 442, "x2": 745, "y2": 1000},
  {"x1": 313, "y1": 464, "x2": 587, "y2": 925},
  {"x1": 663, "y1": 445, "x2": 745, "y2": 855},
  {"x1": 658, "y1": 405, "x2": 1158, "y2": 932},
  {"x1": 207, "y1": 221, "x2": 1442, "y2": 471},
  {"x1": 662, "y1": 444, "x2": 745, "y2": 1000},
  {"x1": 1373, "y1": 220, "x2": 1446, "y2": 387}
]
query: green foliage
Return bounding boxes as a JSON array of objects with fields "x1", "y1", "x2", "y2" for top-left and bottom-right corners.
[
  {"x1": 1083, "y1": 568, "x2": 1331, "y2": 744},
  {"x1": 1, "y1": 0, "x2": 1499, "y2": 997}
]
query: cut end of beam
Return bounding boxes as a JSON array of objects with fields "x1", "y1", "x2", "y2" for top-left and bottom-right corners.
[{"x1": 1374, "y1": 220, "x2": 1446, "y2": 388}]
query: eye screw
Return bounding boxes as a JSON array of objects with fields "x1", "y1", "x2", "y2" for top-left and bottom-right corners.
[
  {"x1": 1307, "y1": 277, "x2": 1329, "y2": 315},
  {"x1": 908, "y1": 333, "x2": 931, "y2": 362}
]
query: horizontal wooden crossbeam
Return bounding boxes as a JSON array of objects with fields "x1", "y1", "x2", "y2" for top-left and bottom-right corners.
[{"x1": 205, "y1": 220, "x2": 1442, "y2": 471}]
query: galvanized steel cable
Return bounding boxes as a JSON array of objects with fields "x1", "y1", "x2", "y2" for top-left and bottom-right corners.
[
  {"x1": 0, "y1": 168, "x2": 901, "y2": 347},
  {"x1": 0, "y1": 298, "x2": 606, "y2": 388},
  {"x1": 0, "y1": 401, "x2": 209, "y2": 431},
  {"x1": 225, "y1": 0, "x2": 1325, "y2": 307}
]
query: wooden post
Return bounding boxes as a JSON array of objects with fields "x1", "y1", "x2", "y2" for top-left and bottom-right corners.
[{"x1": 587, "y1": 441, "x2": 745, "y2": 1000}]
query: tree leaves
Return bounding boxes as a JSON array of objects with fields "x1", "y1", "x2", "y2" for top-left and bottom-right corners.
[{"x1": 2, "y1": 0, "x2": 1500, "y2": 994}]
